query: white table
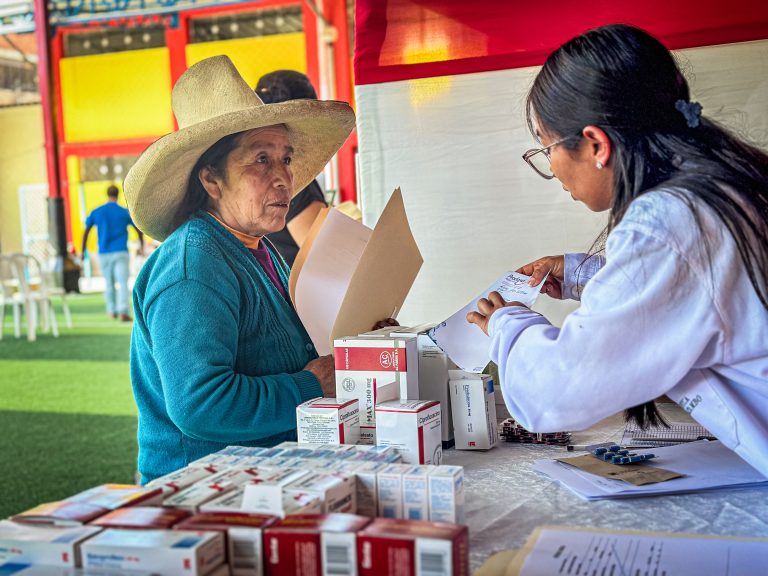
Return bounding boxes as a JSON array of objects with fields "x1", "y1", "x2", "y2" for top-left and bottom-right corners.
[{"x1": 441, "y1": 407, "x2": 768, "y2": 571}]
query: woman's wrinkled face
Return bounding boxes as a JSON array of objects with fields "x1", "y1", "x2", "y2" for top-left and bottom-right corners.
[
  {"x1": 203, "y1": 125, "x2": 294, "y2": 236},
  {"x1": 539, "y1": 126, "x2": 614, "y2": 213}
]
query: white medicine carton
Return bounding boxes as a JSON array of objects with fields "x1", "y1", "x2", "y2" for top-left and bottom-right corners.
[
  {"x1": 296, "y1": 397, "x2": 361, "y2": 445},
  {"x1": 402, "y1": 465, "x2": 436, "y2": 521},
  {"x1": 428, "y1": 466, "x2": 465, "y2": 524},
  {"x1": 0, "y1": 521, "x2": 101, "y2": 567},
  {"x1": 387, "y1": 324, "x2": 457, "y2": 444},
  {"x1": 376, "y1": 464, "x2": 413, "y2": 519},
  {"x1": 81, "y1": 528, "x2": 225, "y2": 575},
  {"x1": 283, "y1": 472, "x2": 357, "y2": 514},
  {"x1": 334, "y1": 336, "x2": 419, "y2": 424},
  {"x1": 449, "y1": 370, "x2": 498, "y2": 450},
  {"x1": 375, "y1": 399, "x2": 442, "y2": 465}
]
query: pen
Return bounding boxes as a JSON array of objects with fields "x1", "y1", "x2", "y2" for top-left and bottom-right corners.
[{"x1": 566, "y1": 441, "x2": 615, "y2": 452}]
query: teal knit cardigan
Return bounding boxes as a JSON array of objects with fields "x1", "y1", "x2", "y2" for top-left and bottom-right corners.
[{"x1": 130, "y1": 213, "x2": 322, "y2": 482}]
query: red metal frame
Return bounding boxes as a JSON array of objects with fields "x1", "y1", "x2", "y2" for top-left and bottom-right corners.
[{"x1": 48, "y1": 0, "x2": 342, "y2": 243}]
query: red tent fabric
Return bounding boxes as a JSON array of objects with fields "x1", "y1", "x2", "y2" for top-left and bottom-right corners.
[{"x1": 355, "y1": 0, "x2": 768, "y2": 85}]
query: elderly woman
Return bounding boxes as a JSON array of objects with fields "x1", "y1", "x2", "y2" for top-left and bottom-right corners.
[{"x1": 123, "y1": 56, "x2": 355, "y2": 483}]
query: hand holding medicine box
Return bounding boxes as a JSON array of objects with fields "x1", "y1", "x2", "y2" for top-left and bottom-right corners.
[
  {"x1": 375, "y1": 400, "x2": 442, "y2": 465},
  {"x1": 449, "y1": 370, "x2": 498, "y2": 450},
  {"x1": 297, "y1": 397, "x2": 361, "y2": 445},
  {"x1": 334, "y1": 336, "x2": 419, "y2": 425}
]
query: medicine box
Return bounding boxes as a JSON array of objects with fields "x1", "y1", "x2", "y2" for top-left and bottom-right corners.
[
  {"x1": 334, "y1": 336, "x2": 419, "y2": 424},
  {"x1": 175, "y1": 512, "x2": 276, "y2": 576},
  {"x1": 376, "y1": 464, "x2": 413, "y2": 519},
  {"x1": 297, "y1": 397, "x2": 361, "y2": 445},
  {"x1": 375, "y1": 400, "x2": 442, "y2": 465},
  {"x1": 81, "y1": 528, "x2": 225, "y2": 575},
  {"x1": 283, "y1": 472, "x2": 357, "y2": 514},
  {"x1": 357, "y1": 518, "x2": 469, "y2": 576},
  {"x1": 402, "y1": 466, "x2": 436, "y2": 522},
  {"x1": 388, "y1": 324, "x2": 457, "y2": 445},
  {"x1": 428, "y1": 466, "x2": 465, "y2": 524},
  {"x1": 449, "y1": 371, "x2": 498, "y2": 450},
  {"x1": 0, "y1": 521, "x2": 101, "y2": 567},
  {"x1": 263, "y1": 514, "x2": 371, "y2": 576}
]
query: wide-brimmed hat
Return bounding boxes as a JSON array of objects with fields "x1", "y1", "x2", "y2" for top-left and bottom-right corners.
[{"x1": 124, "y1": 55, "x2": 355, "y2": 241}]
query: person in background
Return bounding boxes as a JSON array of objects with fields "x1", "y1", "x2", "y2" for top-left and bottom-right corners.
[
  {"x1": 255, "y1": 69, "x2": 328, "y2": 266},
  {"x1": 467, "y1": 24, "x2": 768, "y2": 477},
  {"x1": 82, "y1": 184, "x2": 143, "y2": 321},
  {"x1": 123, "y1": 56, "x2": 356, "y2": 482}
]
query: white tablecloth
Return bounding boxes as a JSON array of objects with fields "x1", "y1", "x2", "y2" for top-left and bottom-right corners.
[{"x1": 441, "y1": 406, "x2": 768, "y2": 571}]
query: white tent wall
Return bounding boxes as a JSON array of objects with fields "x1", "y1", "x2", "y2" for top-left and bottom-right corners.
[{"x1": 355, "y1": 39, "x2": 768, "y2": 327}]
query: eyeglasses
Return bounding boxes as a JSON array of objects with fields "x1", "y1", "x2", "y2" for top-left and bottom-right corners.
[{"x1": 522, "y1": 136, "x2": 578, "y2": 180}]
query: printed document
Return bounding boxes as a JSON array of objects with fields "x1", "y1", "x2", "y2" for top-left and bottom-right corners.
[
  {"x1": 507, "y1": 526, "x2": 768, "y2": 576},
  {"x1": 428, "y1": 271, "x2": 545, "y2": 372}
]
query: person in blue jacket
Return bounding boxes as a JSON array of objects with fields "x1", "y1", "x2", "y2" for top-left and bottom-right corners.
[
  {"x1": 82, "y1": 185, "x2": 143, "y2": 321},
  {"x1": 122, "y1": 55, "x2": 356, "y2": 482}
]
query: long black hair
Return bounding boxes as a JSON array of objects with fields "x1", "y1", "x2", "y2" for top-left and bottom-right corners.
[{"x1": 526, "y1": 24, "x2": 768, "y2": 428}]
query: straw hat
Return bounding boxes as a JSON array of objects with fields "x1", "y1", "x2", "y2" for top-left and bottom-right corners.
[{"x1": 124, "y1": 55, "x2": 355, "y2": 241}]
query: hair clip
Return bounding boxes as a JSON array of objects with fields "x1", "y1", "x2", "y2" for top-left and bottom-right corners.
[{"x1": 675, "y1": 99, "x2": 703, "y2": 128}]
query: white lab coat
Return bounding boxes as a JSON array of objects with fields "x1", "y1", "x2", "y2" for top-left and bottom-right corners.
[{"x1": 489, "y1": 188, "x2": 768, "y2": 478}]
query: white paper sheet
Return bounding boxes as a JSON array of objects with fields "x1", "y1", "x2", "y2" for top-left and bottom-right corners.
[
  {"x1": 294, "y1": 210, "x2": 372, "y2": 355},
  {"x1": 518, "y1": 528, "x2": 768, "y2": 576},
  {"x1": 533, "y1": 440, "x2": 768, "y2": 500},
  {"x1": 427, "y1": 271, "x2": 545, "y2": 372}
]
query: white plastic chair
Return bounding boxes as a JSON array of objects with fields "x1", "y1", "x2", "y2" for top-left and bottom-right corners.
[
  {"x1": 8, "y1": 253, "x2": 59, "y2": 342},
  {"x1": 24, "y1": 253, "x2": 73, "y2": 329},
  {"x1": 0, "y1": 254, "x2": 23, "y2": 339}
]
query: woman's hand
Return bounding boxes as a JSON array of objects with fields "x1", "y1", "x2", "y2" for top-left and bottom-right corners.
[
  {"x1": 304, "y1": 355, "x2": 336, "y2": 396},
  {"x1": 516, "y1": 255, "x2": 565, "y2": 299},
  {"x1": 466, "y1": 291, "x2": 526, "y2": 336}
]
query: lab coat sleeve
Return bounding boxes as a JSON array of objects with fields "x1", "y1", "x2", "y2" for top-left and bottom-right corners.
[
  {"x1": 488, "y1": 226, "x2": 725, "y2": 432},
  {"x1": 562, "y1": 253, "x2": 606, "y2": 301}
]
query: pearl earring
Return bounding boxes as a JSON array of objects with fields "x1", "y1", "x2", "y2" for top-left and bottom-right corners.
[{"x1": 596, "y1": 161, "x2": 604, "y2": 170}]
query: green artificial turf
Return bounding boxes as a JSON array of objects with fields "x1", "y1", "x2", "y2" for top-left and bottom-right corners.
[{"x1": 0, "y1": 293, "x2": 139, "y2": 519}]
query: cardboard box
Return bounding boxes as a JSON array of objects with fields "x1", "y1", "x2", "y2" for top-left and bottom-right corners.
[
  {"x1": 297, "y1": 398, "x2": 361, "y2": 445},
  {"x1": 375, "y1": 464, "x2": 413, "y2": 519},
  {"x1": 428, "y1": 466, "x2": 465, "y2": 524},
  {"x1": 90, "y1": 506, "x2": 191, "y2": 530},
  {"x1": 202, "y1": 484, "x2": 322, "y2": 518},
  {"x1": 284, "y1": 473, "x2": 356, "y2": 514},
  {"x1": 241, "y1": 469, "x2": 311, "y2": 516},
  {"x1": 375, "y1": 400, "x2": 442, "y2": 465},
  {"x1": 264, "y1": 514, "x2": 371, "y2": 576},
  {"x1": 176, "y1": 512, "x2": 276, "y2": 576},
  {"x1": 0, "y1": 521, "x2": 101, "y2": 567},
  {"x1": 81, "y1": 528, "x2": 225, "y2": 574},
  {"x1": 358, "y1": 424, "x2": 376, "y2": 445},
  {"x1": 334, "y1": 336, "x2": 419, "y2": 424},
  {"x1": 388, "y1": 324, "x2": 456, "y2": 445},
  {"x1": 449, "y1": 371, "x2": 498, "y2": 450},
  {"x1": 402, "y1": 466, "x2": 436, "y2": 522},
  {"x1": 351, "y1": 462, "x2": 387, "y2": 518},
  {"x1": 357, "y1": 518, "x2": 469, "y2": 576},
  {"x1": 163, "y1": 468, "x2": 267, "y2": 511},
  {"x1": 145, "y1": 465, "x2": 222, "y2": 496}
]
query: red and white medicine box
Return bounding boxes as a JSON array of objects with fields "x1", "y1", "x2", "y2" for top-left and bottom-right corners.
[
  {"x1": 264, "y1": 513, "x2": 371, "y2": 576},
  {"x1": 387, "y1": 324, "x2": 457, "y2": 445},
  {"x1": 175, "y1": 512, "x2": 276, "y2": 576},
  {"x1": 81, "y1": 528, "x2": 225, "y2": 575},
  {"x1": 297, "y1": 397, "x2": 361, "y2": 445},
  {"x1": 90, "y1": 506, "x2": 191, "y2": 530},
  {"x1": 357, "y1": 518, "x2": 469, "y2": 576},
  {"x1": 0, "y1": 520, "x2": 101, "y2": 567},
  {"x1": 375, "y1": 400, "x2": 442, "y2": 465},
  {"x1": 241, "y1": 469, "x2": 311, "y2": 517},
  {"x1": 145, "y1": 465, "x2": 221, "y2": 496},
  {"x1": 448, "y1": 371, "x2": 498, "y2": 450},
  {"x1": 334, "y1": 336, "x2": 419, "y2": 424}
]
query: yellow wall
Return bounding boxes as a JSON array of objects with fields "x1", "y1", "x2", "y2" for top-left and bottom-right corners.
[
  {"x1": 60, "y1": 48, "x2": 174, "y2": 142},
  {"x1": 186, "y1": 32, "x2": 306, "y2": 88},
  {"x1": 0, "y1": 105, "x2": 46, "y2": 253}
]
